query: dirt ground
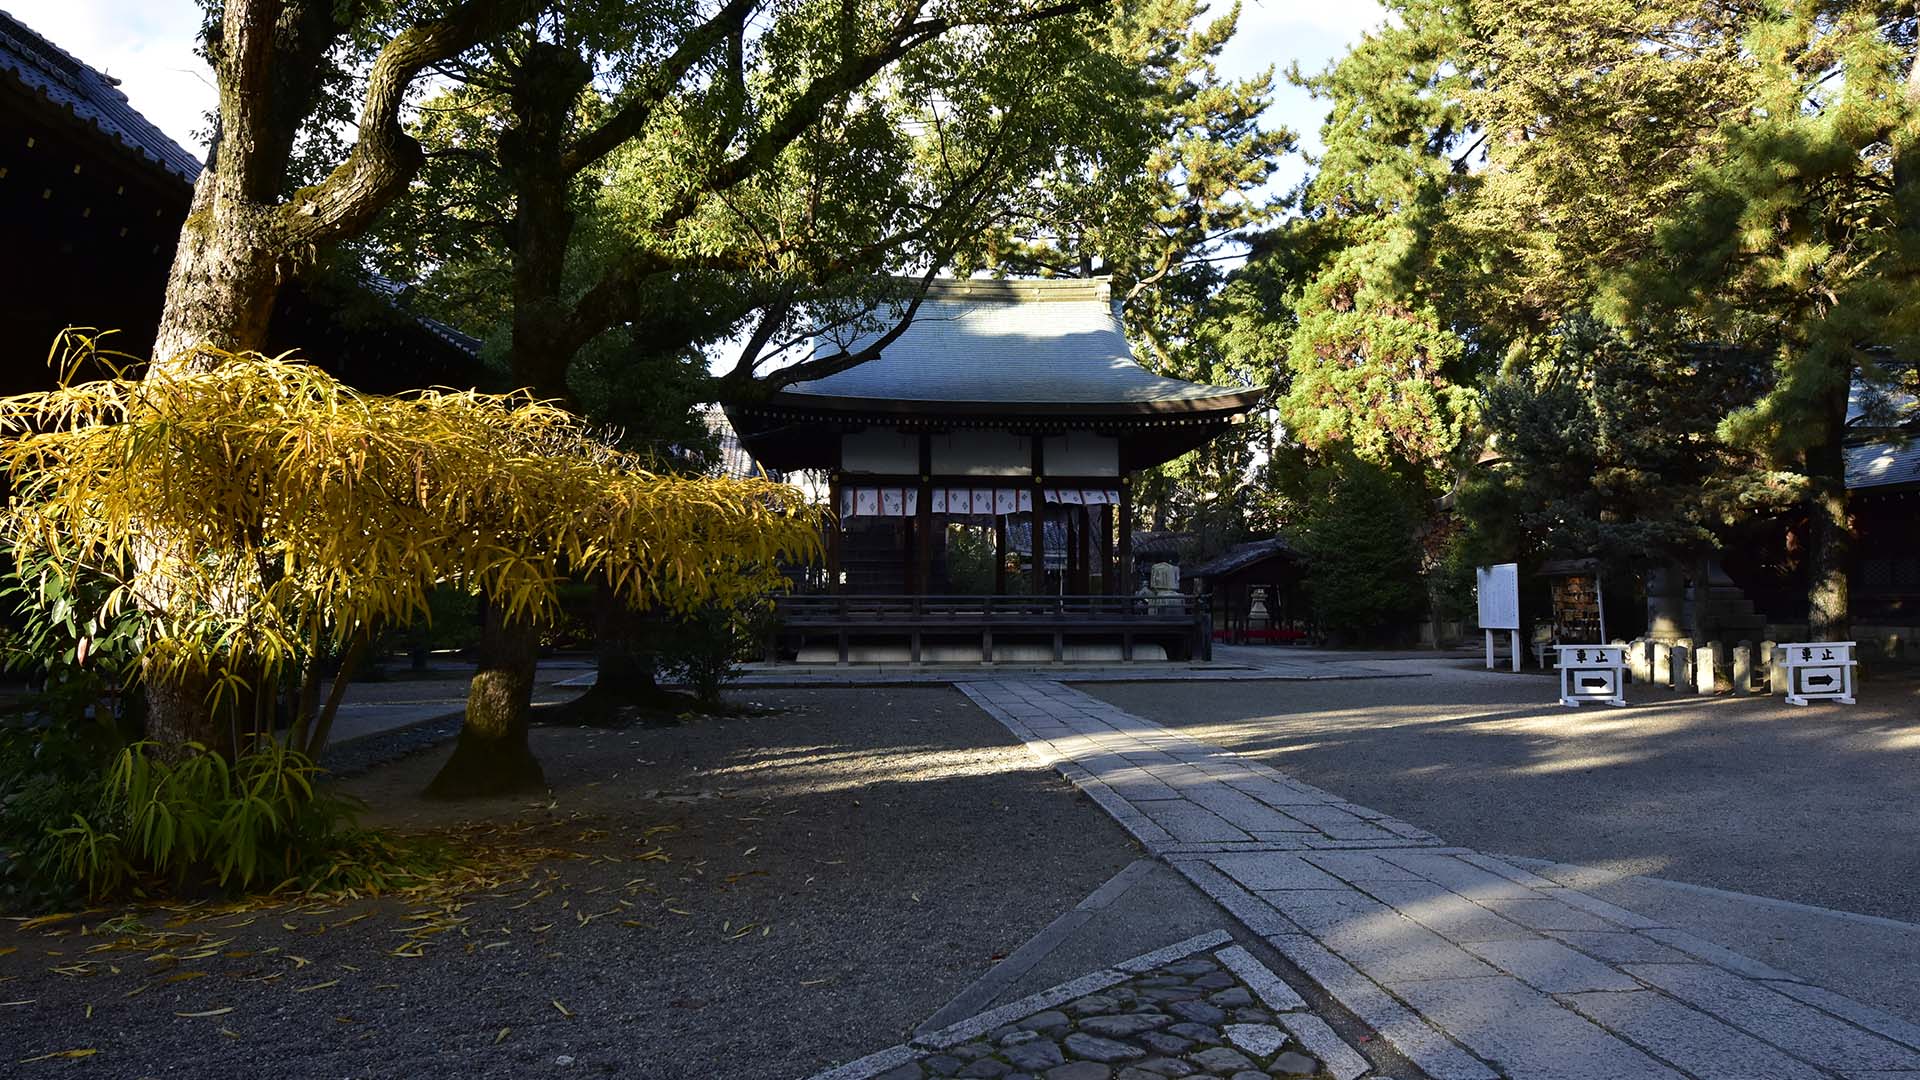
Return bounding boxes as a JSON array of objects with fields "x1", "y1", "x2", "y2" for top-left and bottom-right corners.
[{"x1": 1, "y1": 687, "x2": 1139, "y2": 1079}]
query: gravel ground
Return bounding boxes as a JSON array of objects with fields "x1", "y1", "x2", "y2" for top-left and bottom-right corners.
[
  {"x1": 1, "y1": 687, "x2": 1138, "y2": 1079},
  {"x1": 1081, "y1": 662, "x2": 1920, "y2": 922}
]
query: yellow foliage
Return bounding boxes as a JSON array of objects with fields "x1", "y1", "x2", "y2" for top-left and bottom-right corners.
[{"x1": 0, "y1": 333, "x2": 821, "y2": 698}]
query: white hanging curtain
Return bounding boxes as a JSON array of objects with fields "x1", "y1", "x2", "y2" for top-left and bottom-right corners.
[
  {"x1": 840, "y1": 487, "x2": 919, "y2": 517},
  {"x1": 1043, "y1": 488, "x2": 1122, "y2": 505},
  {"x1": 840, "y1": 485, "x2": 1036, "y2": 517}
]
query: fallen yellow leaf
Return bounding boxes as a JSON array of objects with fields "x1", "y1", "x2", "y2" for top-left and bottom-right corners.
[
  {"x1": 175, "y1": 1007, "x2": 233, "y2": 1018},
  {"x1": 552, "y1": 999, "x2": 572, "y2": 1018},
  {"x1": 18, "y1": 1049, "x2": 96, "y2": 1063},
  {"x1": 17, "y1": 914, "x2": 75, "y2": 931}
]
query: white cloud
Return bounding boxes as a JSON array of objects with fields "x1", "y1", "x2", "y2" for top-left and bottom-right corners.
[{"x1": 17, "y1": 0, "x2": 215, "y2": 158}]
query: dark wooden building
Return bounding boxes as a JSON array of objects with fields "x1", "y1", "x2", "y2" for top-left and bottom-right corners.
[
  {"x1": 0, "y1": 11, "x2": 481, "y2": 394},
  {"x1": 1184, "y1": 536, "x2": 1308, "y2": 646}
]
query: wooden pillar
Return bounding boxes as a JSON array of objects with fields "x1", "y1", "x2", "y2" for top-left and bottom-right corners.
[
  {"x1": 1030, "y1": 435, "x2": 1047, "y2": 596},
  {"x1": 916, "y1": 435, "x2": 933, "y2": 597},
  {"x1": 1118, "y1": 480, "x2": 1134, "y2": 596},
  {"x1": 1100, "y1": 503, "x2": 1115, "y2": 594},
  {"x1": 1083, "y1": 506, "x2": 1096, "y2": 594},
  {"x1": 902, "y1": 517, "x2": 915, "y2": 595},
  {"x1": 1074, "y1": 506, "x2": 1091, "y2": 595},
  {"x1": 1035, "y1": 500, "x2": 1050, "y2": 595},
  {"x1": 827, "y1": 474, "x2": 843, "y2": 594},
  {"x1": 994, "y1": 514, "x2": 1007, "y2": 595},
  {"x1": 1065, "y1": 506, "x2": 1079, "y2": 595}
]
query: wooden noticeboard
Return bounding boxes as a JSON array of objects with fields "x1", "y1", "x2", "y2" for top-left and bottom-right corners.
[{"x1": 1550, "y1": 572, "x2": 1602, "y2": 644}]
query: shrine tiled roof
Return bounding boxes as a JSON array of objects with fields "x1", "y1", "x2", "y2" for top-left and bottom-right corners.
[
  {"x1": 1185, "y1": 536, "x2": 1301, "y2": 579},
  {"x1": 782, "y1": 278, "x2": 1263, "y2": 415},
  {"x1": 0, "y1": 9, "x2": 201, "y2": 183},
  {"x1": 1847, "y1": 438, "x2": 1920, "y2": 491},
  {"x1": 1845, "y1": 381, "x2": 1918, "y2": 491}
]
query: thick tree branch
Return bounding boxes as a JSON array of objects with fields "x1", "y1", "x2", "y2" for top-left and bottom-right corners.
[
  {"x1": 730, "y1": 296, "x2": 798, "y2": 379},
  {"x1": 652, "y1": 0, "x2": 1101, "y2": 234},
  {"x1": 284, "y1": 0, "x2": 544, "y2": 246},
  {"x1": 561, "y1": 0, "x2": 765, "y2": 175},
  {"x1": 744, "y1": 263, "x2": 948, "y2": 394}
]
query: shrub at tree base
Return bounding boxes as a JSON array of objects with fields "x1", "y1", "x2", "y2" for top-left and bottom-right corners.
[
  {"x1": 49, "y1": 741, "x2": 392, "y2": 901},
  {"x1": 655, "y1": 604, "x2": 774, "y2": 711}
]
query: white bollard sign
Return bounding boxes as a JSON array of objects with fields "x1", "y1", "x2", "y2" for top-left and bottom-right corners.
[
  {"x1": 1553, "y1": 645, "x2": 1626, "y2": 707},
  {"x1": 1780, "y1": 641, "x2": 1856, "y2": 705}
]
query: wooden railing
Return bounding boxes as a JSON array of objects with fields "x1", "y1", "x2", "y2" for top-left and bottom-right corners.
[{"x1": 768, "y1": 593, "x2": 1211, "y2": 664}]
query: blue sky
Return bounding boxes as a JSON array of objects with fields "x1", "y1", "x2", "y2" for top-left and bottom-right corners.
[{"x1": 26, "y1": 0, "x2": 1384, "y2": 181}]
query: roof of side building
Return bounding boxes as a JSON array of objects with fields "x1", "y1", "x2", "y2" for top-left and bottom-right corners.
[{"x1": 0, "y1": 9, "x2": 202, "y2": 183}]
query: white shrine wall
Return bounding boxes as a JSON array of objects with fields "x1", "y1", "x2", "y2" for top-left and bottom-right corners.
[
  {"x1": 840, "y1": 430, "x2": 918, "y2": 473},
  {"x1": 1043, "y1": 433, "x2": 1119, "y2": 476},
  {"x1": 931, "y1": 431, "x2": 1029, "y2": 475},
  {"x1": 838, "y1": 429, "x2": 1119, "y2": 477}
]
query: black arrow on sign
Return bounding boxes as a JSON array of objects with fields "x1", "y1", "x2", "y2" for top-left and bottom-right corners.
[{"x1": 1805, "y1": 675, "x2": 1836, "y2": 688}]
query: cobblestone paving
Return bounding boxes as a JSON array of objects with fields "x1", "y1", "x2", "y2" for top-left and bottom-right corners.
[
  {"x1": 813, "y1": 931, "x2": 1373, "y2": 1080},
  {"x1": 959, "y1": 679, "x2": 1920, "y2": 1080}
]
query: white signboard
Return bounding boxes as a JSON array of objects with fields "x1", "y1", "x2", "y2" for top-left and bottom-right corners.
[
  {"x1": 1553, "y1": 645, "x2": 1626, "y2": 707},
  {"x1": 1779, "y1": 641, "x2": 1856, "y2": 705},
  {"x1": 1476, "y1": 563, "x2": 1520, "y2": 630}
]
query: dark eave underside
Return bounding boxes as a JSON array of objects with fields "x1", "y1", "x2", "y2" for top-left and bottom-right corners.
[
  {"x1": 726, "y1": 397, "x2": 1256, "y2": 474},
  {"x1": 754, "y1": 386, "x2": 1266, "y2": 419}
]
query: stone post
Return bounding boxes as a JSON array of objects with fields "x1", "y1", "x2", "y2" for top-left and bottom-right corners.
[
  {"x1": 1628, "y1": 638, "x2": 1651, "y2": 684},
  {"x1": 1763, "y1": 640, "x2": 1786, "y2": 694},
  {"x1": 1671, "y1": 639, "x2": 1692, "y2": 691},
  {"x1": 1653, "y1": 641, "x2": 1672, "y2": 687},
  {"x1": 1695, "y1": 641, "x2": 1719, "y2": 694},
  {"x1": 1733, "y1": 642, "x2": 1754, "y2": 695}
]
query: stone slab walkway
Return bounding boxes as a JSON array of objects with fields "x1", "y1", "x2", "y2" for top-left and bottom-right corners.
[{"x1": 959, "y1": 679, "x2": 1920, "y2": 1080}]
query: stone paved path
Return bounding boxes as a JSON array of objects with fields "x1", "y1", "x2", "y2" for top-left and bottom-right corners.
[
  {"x1": 812, "y1": 930, "x2": 1373, "y2": 1080},
  {"x1": 960, "y1": 679, "x2": 1920, "y2": 1080}
]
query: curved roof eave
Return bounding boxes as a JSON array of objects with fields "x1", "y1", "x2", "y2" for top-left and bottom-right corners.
[{"x1": 759, "y1": 386, "x2": 1267, "y2": 419}]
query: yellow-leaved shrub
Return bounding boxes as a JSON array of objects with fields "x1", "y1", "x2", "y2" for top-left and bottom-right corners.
[{"x1": 0, "y1": 333, "x2": 823, "y2": 706}]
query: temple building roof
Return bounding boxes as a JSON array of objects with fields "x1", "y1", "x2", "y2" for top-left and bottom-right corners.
[
  {"x1": 727, "y1": 278, "x2": 1265, "y2": 475},
  {"x1": 779, "y1": 278, "x2": 1263, "y2": 416}
]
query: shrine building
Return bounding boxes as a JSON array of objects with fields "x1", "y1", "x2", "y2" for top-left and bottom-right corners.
[{"x1": 726, "y1": 278, "x2": 1263, "y2": 662}]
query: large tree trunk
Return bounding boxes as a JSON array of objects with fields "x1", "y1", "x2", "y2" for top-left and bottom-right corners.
[
  {"x1": 150, "y1": 179, "x2": 287, "y2": 367},
  {"x1": 137, "y1": 0, "x2": 341, "y2": 751},
  {"x1": 1804, "y1": 432, "x2": 1851, "y2": 641},
  {"x1": 561, "y1": 582, "x2": 670, "y2": 721},
  {"x1": 143, "y1": 663, "x2": 222, "y2": 757},
  {"x1": 141, "y1": 176, "x2": 300, "y2": 751},
  {"x1": 426, "y1": 598, "x2": 544, "y2": 798},
  {"x1": 435, "y1": 44, "x2": 592, "y2": 778}
]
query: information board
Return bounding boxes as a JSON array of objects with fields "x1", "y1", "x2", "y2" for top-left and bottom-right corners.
[{"x1": 1476, "y1": 563, "x2": 1520, "y2": 630}]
